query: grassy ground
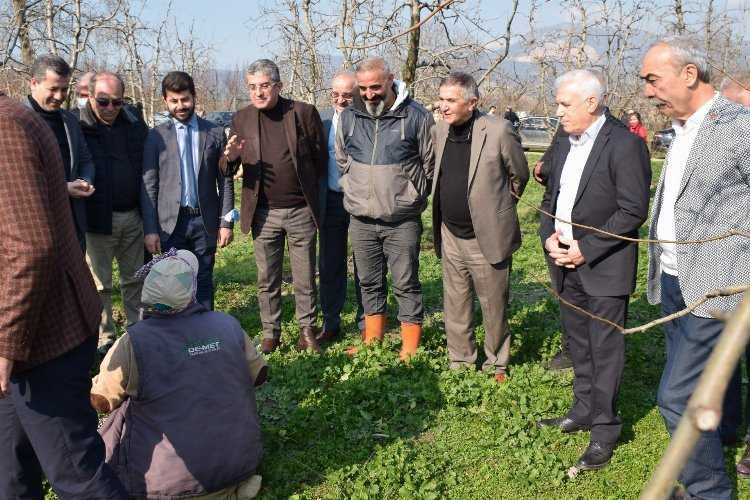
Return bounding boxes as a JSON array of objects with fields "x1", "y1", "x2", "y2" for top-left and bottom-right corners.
[{"x1": 51, "y1": 154, "x2": 750, "y2": 499}]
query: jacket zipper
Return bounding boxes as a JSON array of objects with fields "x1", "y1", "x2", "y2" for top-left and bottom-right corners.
[{"x1": 369, "y1": 118, "x2": 379, "y2": 217}]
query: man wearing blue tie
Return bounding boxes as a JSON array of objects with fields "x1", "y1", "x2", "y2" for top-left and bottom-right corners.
[{"x1": 141, "y1": 71, "x2": 235, "y2": 310}]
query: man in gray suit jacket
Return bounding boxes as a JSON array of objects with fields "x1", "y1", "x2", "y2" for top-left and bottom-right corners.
[
  {"x1": 141, "y1": 71, "x2": 234, "y2": 311},
  {"x1": 641, "y1": 37, "x2": 750, "y2": 499},
  {"x1": 26, "y1": 54, "x2": 96, "y2": 250},
  {"x1": 431, "y1": 72, "x2": 529, "y2": 381}
]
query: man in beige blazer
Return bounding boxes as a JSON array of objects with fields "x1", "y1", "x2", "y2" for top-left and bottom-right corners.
[{"x1": 431, "y1": 72, "x2": 529, "y2": 381}]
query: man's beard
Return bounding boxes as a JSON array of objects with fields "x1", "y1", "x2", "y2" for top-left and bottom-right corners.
[{"x1": 365, "y1": 99, "x2": 386, "y2": 117}]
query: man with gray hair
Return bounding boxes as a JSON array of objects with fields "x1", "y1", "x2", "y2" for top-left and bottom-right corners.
[
  {"x1": 222, "y1": 59, "x2": 327, "y2": 354},
  {"x1": 336, "y1": 57, "x2": 435, "y2": 360},
  {"x1": 431, "y1": 72, "x2": 528, "y2": 381},
  {"x1": 317, "y1": 71, "x2": 364, "y2": 343},
  {"x1": 537, "y1": 68, "x2": 651, "y2": 471},
  {"x1": 79, "y1": 71, "x2": 148, "y2": 355},
  {"x1": 26, "y1": 54, "x2": 96, "y2": 250},
  {"x1": 641, "y1": 37, "x2": 750, "y2": 498}
]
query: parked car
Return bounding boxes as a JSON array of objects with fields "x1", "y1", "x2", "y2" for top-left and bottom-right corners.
[
  {"x1": 206, "y1": 111, "x2": 234, "y2": 137},
  {"x1": 519, "y1": 116, "x2": 559, "y2": 151},
  {"x1": 651, "y1": 127, "x2": 675, "y2": 155}
]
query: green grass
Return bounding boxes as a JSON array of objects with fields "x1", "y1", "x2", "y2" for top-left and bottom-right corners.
[{"x1": 50, "y1": 154, "x2": 750, "y2": 499}]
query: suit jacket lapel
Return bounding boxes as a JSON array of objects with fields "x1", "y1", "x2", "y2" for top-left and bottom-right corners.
[
  {"x1": 196, "y1": 116, "x2": 208, "y2": 174},
  {"x1": 433, "y1": 121, "x2": 448, "y2": 189},
  {"x1": 676, "y1": 97, "x2": 724, "y2": 201},
  {"x1": 550, "y1": 136, "x2": 571, "y2": 212},
  {"x1": 468, "y1": 116, "x2": 487, "y2": 190},
  {"x1": 282, "y1": 99, "x2": 298, "y2": 168},
  {"x1": 573, "y1": 117, "x2": 611, "y2": 205},
  {"x1": 165, "y1": 121, "x2": 180, "y2": 176}
]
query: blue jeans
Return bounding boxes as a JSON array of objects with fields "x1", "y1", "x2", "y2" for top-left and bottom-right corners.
[
  {"x1": 163, "y1": 210, "x2": 216, "y2": 310},
  {"x1": 0, "y1": 338, "x2": 128, "y2": 499},
  {"x1": 657, "y1": 273, "x2": 731, "y2": 499}
]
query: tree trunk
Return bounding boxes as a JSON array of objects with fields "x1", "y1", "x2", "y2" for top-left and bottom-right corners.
[
  {"x1": 401, "y1": 0, "x2": 421, "y2": 86},
  {"x1": 12, "y1": 0, "x2": 35, "y2": 68}
]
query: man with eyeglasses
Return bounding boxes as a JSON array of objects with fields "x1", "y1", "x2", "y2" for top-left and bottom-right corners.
[
  {"x1": 78, "y1": 71, "x2": 148, "y2": 355},
  {"x1": 222, "y1": 59, "x2": 327, "y2": 354},
  {"x1": 316, "y1": 72, "x2": 364, "y2": 344},
  {"x1": 26, "y1": 54, "x2": 96, "y2": 251}
]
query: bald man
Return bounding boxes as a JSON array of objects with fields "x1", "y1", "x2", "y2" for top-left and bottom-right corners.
[{"x1": 317, "y1": 72, "x2": 364, "y2": 343}]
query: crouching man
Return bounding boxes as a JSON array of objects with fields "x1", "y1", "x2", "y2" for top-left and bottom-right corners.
[{"x1": 91, "y1": 249, "x2": 266, "y2": 499}]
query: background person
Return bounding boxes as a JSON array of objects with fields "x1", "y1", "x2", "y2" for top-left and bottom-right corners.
[{"x1": 627, "y1": 111, "x2": 648, "y2": 141}]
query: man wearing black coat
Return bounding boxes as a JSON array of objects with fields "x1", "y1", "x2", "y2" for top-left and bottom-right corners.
[
  {"x1": 536, "y1": 69, "x2": 651, "y2": 471},
  {"x1": 80, "y1": 72, "x2": 148, "y2": 354}
]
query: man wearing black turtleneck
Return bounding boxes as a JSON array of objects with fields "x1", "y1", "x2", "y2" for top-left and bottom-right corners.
[
  {"x1": 221, "y1": 59, "x2": 326, "y2": 355},
  {"x1": 26, "y1": 55, "x2": 96, "y2": 251},
  {"x1": 431, "y1": 72, "x2": 528, "y2": 382}
]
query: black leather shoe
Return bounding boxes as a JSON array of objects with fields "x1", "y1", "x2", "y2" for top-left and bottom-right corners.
[
  {"x1": 316, "y1": 328, "x2": 342, "y2": 343},
  {"x1": 547, "y1": 349, "x2": 573, "y2": 371},
  {"x1": 537, "y1": 416, "x2": 591, "y2": 433},
  {"x1": 576, "y1": 440, "x2": 615, "y2": 470}
]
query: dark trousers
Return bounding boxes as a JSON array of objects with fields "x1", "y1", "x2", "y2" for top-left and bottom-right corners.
[
  {"x1": 252, "y1": 205, "x2": 318, "y2": 340},
  {"x1": 163, "y1": 210, "x2": 216, "y2": 310},
  {"x1": 0, "y1": 337, "x2": 128, "y2": 500},
  {"x1": 721, "y1": 349, "x2": 750, "y2": 443},
  {"x1": 319, "y1": 190, "x2": 364, "y2": 332},
  {"x1": 349, "y1": 215, "x2": 423, "y2": 324},
  {"x1": 559, "y1": 269, "x2": 627, "y2": 444},
  {"x1": 657, "y1": 273, "x2": 731, "y2": 499}
]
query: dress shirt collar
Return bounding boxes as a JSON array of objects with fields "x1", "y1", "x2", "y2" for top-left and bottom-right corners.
[
  {"x1": 672, "y1": 92, "x2": 717, "y2": 136},
  {"x1": 172, "y1": 112, "x2": 198, "y2": 130},
  {"x1": 568, "y1": 112, "x2": 606, "y2": 147}
]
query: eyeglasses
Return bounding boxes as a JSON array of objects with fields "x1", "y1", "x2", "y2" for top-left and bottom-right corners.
[
  {"x1": 330, "y1": 91, "x2": 353, "y2": 100},
  {"x1": 247, "y1": 82, "x2": 278, "y2": 92},
  {"x1": 95, "y1": 97, "x2": 124, "y2": 108}
]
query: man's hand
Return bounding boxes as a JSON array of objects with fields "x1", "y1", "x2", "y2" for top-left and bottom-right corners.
[
  {"x1": 68, "y1": 179, "x2": 95, "y2": 198},
  {"x1": 224, "y1": 134, "x2": 246, "y2": 162},
  {"x1": 556, "y1": 236, "x2": 586, "y2": 268},
  {"x1": 545, "y1": 230, "x2": 567, "y2": 260},
  {"x1": 0, "y1": 356, "x2": 14, "y2": 399},
  {"x1": 218, "y1": 227, "x2": 233, "y2": 248},
  {"x1": 533, "y1": 161, "x2": 545, "y2": 184},
  {"x1": 144, "y1": 233, "x2": 161, "y2": 255}
]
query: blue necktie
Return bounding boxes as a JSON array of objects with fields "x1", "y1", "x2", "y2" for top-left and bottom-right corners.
[{"x1": 183, "y1": 124, "x2": 198, "y2": 208}]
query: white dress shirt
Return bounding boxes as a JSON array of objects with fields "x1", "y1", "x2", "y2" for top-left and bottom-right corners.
[
  {"x1": 327, "y1": 112, "x2": 341, "y2": 191},
  {"x1": 555, "y1": 113, "x2": 607, "y2": 240},
  {"x1": 656, "y1": 93, "x2": 718, "y2": 276}
]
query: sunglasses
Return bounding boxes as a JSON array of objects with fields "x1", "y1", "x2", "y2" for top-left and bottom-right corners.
[{"x1": 95, "y1": 97, "x2": 124, "y2": 108}]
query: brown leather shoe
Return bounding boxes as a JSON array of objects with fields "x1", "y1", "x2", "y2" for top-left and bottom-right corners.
[
  {"x1": 737, "y1": 443, "x2": 750, "y2": 478},
  {"x1": 297, "y1": 326, "x2": 322, "y2": 353},
  {"x1": 316, "y1": 328, "x2": 341, "y2": 343},
  {"x1": 260, "y1": 338, "x2": 280, "y2": 354}
]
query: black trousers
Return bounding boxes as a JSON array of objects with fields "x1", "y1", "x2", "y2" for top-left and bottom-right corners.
[
  {"x1": 559, "y1": 269, "x2": 627, "y2": 444},
  {"x1": 0, "y1": 337, "x2": 128, "y2": 499}
]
